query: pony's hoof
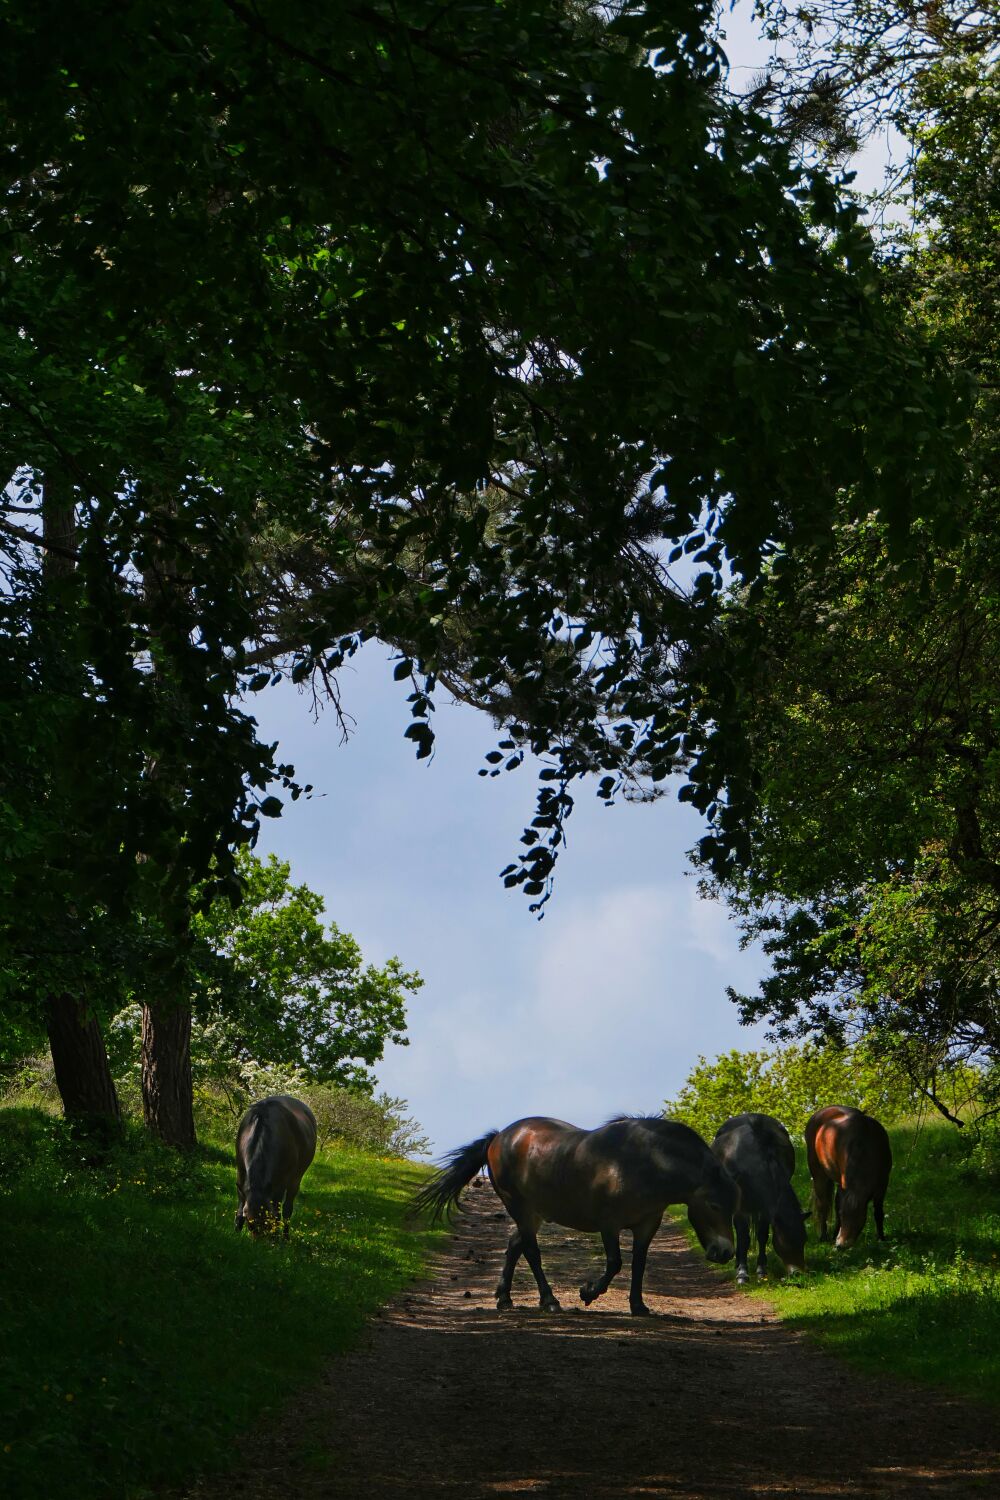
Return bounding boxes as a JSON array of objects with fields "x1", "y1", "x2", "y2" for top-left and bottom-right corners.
[
  {"x1": 496, "y1": 1295, "x2": 514, "y2": 1313},
  {"x1": 579, "y1": 1283, "x2": 598, "y2": 1305},
  {"x1": 756, "y1": 1270, "x2": 768, "y2": 1281},
  {"x1": 541, "y1": 1296, "x2": 561, "y2": 1313},
  {"x1": 630, "y1": 1302, "x2": 653, "y2": 1317},
  {"x1": 735, "y1": 1269, "x2": 749, "y2": 1285}
]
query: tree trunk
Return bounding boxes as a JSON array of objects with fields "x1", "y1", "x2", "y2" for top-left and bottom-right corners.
[
  {"x1": 47, "y1": 992, "x2": 123, "y2": 1136},
  {"x1": 141, "y1": 1000, "x2": 196, "y2": 1148},
  {"x1": 41, "y1": 475, "x2": 123, "y2": 1136},
  {"x1": 137, "y1": 504, "x2": 199, "y2": 1149}
]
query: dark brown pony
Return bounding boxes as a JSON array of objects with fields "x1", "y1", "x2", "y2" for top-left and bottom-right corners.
[
  {"x1": 712, "y1": 1112, "x2": 807, "y2": 1283},
  {"x1": 414, "y1": 1115, "x2": 737, "y2": 1316},
  {"x1": 805, "y1": 1105, "x2": 892, "y2": 1249},
  {"x1": 235, "y1": 1094, "x2": 317, "y2": 1237}
]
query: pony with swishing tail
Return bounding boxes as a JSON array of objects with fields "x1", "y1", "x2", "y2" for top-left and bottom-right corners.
[{"x1": 415, "y1": 1114, "x2": 736, "y2": 1316}]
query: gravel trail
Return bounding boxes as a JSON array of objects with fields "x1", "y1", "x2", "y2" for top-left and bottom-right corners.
[{"x1": 188, "y1": 1177, "x2": 1000, "y2": 1499}]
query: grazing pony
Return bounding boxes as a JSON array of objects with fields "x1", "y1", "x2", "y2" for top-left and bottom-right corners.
[
  {"x1": 235, "y1": 1094, "x2": 317, "y2": 1237},
  {"x1": 805, "y1": 1105, "x2": 892, "y2": 1249},
  {"x1": 712, "y1": 1113, "x2": 807, "y2": 1283},
  {"x1": 414, "y1": 1115, "x2": 736, "y2": 1316}
]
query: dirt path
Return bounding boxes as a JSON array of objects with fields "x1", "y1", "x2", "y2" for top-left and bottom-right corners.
[{"x1": 190, "y1": 1179, "x2": 1000, "y2": 1499}]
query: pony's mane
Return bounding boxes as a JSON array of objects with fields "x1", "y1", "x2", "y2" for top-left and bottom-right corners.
[
  {"x1": 771, "y1": 1169, "x2": 807, "y2": 1238},
  {"x1": 603, "y1": 1114, "x2": 711, "y2": 1150},
  {"x1": 603, "y1": 1112, "x2": 673, "y2": 1126}
]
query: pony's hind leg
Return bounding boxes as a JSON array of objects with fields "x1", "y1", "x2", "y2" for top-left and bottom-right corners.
[
  {"x1": 580, "y1": 1230, "x2": 622, "y2": 1306},
  {"x1": 755, "y1": 1215, "x2": 770, "y2": 1280},
  {"x1": 496, "y1": 1228, "x2": 523, "y2": 1311},
  {"x1": 873, "y1": 1195, "x2": 887, "y2": 1240},
  {"x1": 811, "y1": 1174, "x2": 834, "y2": 1241},
  {"x1": 519, "y1": 1226, "x2": 561, "y2": 1312}
]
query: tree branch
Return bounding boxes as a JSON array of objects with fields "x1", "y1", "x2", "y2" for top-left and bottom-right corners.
[{"x1": 0, "y1": 514, "x2": 78, "y2": 561}]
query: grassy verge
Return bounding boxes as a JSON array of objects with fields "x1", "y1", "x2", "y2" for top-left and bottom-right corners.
[
  {"x1": 0, "y1": 1107, "x2": 444, "y2": 1500},
  {"x1": 689, "y1": 1117, "x2": 1000, "y2": 1404}
]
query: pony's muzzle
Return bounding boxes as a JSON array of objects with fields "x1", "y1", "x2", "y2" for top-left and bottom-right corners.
[{"x1": 706, "y1": 1239, "x2": 734, "y2": 1264}]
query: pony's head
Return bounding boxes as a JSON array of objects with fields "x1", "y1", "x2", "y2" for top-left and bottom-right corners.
[
  {"x1": 833, "y1": 1192, "x2": 868, "y2": 1249},
  {"x1": 772, "y1": 1189, "x2": 808, "y2": 1272},
  {"x1": 243, "y1": 1187, "x2": 282, "y2": 1236},
  {"x1": 687, "y1": 1163, "x2": 738, "y2": 1265}
]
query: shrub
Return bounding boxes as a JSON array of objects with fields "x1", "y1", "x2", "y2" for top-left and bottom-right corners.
[
  {"x1": 1, "y1": 1043, "x2": 430, "y2": 1160},
  {"x1": 663, "y1": 1042, "x2": 924, "y2": 1141},
  {"x1": 964, "y1": 1115, "x2": 1000, "y2": 1186},
  {"x1": 190, "y1": 1054, "x2": 430, "y2": 1157}
]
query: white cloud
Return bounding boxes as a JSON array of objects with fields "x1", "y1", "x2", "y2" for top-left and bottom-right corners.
[
  {"x1": 533, "y1": 883, "x2": 745, "y2": 1035},
  {"x1": 684, "y1": 885, "x2": 744, "y2": 965}
]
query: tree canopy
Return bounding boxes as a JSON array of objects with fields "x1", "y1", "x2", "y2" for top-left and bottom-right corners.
[
  {"x1": 681, "y1": 7, "x2": 1000, "y2": 1103},
  {"x1": 190, "y1": 850, "x2": 420, "y2": 1091},
  {"x1": 0, "y1": 0, "x2": 967, "y2": 1135}
]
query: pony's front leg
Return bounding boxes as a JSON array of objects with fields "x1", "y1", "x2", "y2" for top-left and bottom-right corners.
[
  {"x1": 496, "y1": 1228, "x2": 523, "y2": 1311},
  {"x1": 733, "y1": 1214, "x2": 751, "y2": 1284},
  {"x1": 520, "y1": 1230, "x2": 561, "y2": 1312},
  {"x1": 755, "y1": 1215, "x2": 770, "y2": 1279},
  {"x1": 234, "y1": 1184, "x2": 246, "y2": 1232},
  {"x1": 628, "y1": 1214, "x2": 663, "y2": 1316},
  {"x1": 580, "y1": 1230, "x2": 622, "y2": 1306}
]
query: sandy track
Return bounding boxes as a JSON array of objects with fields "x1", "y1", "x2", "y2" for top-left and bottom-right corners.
[{"x1": 189, "y1": 1178, "x2": 1000, "y2": 1499}]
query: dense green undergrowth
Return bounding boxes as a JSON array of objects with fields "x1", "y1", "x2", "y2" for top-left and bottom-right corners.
[
  {"x1": 0, "y1": 1107, "x2": 443, "y2": 1500},
  {"x1": 701, "y1": 1117, "x2": 1000, "y2": 1404}
]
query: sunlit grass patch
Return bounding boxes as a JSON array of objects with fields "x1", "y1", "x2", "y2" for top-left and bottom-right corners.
[
  {"x1": 739, "y1": 1118, "x2": 1000, "y2": 1403},
  {"x1": 0, "y1": 1107, "x2": 444, "y2": 1500}
]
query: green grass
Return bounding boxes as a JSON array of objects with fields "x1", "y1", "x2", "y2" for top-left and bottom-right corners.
[
  {"x1": 698, "y1": 1117, "x2": 1000, "y2": 1404},
  {"x1": 0, "y1": 1107, "x2": 444, "y2": 1500}
]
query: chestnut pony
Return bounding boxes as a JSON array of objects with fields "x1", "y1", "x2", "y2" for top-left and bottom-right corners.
[
  {"x1": 805, "y1": 1105, "x2": 892, "y2": 1248},
  {"x1": 414, "y1": 1115, "x2": 736, "y2": 1315},
  {"x1": 712, "y1": 1112, "x2": 807, "y2": 1283}
]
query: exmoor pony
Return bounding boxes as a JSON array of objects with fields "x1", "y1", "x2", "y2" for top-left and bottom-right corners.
[
  {"x1": 805, "y1": 1105, "x2": 892, "y2": 1249},
  {"x1": 415, "y1": 1115, "x2": 736, "y2": 1315},
  {"x1": 713, "y1": 1112, "x2": 807, "y2": 1282},
  {"x1": 235, "y1": 1094, "x2": 317, "y2": 1237}
]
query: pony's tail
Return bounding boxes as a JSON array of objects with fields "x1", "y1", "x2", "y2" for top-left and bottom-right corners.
[
  {"x1": 243, "y1": 1110, "x2": 269, "y2": 1196},
  {"x1": 412, "y1": 1131, "x2": 498, "y2": 1224}
]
